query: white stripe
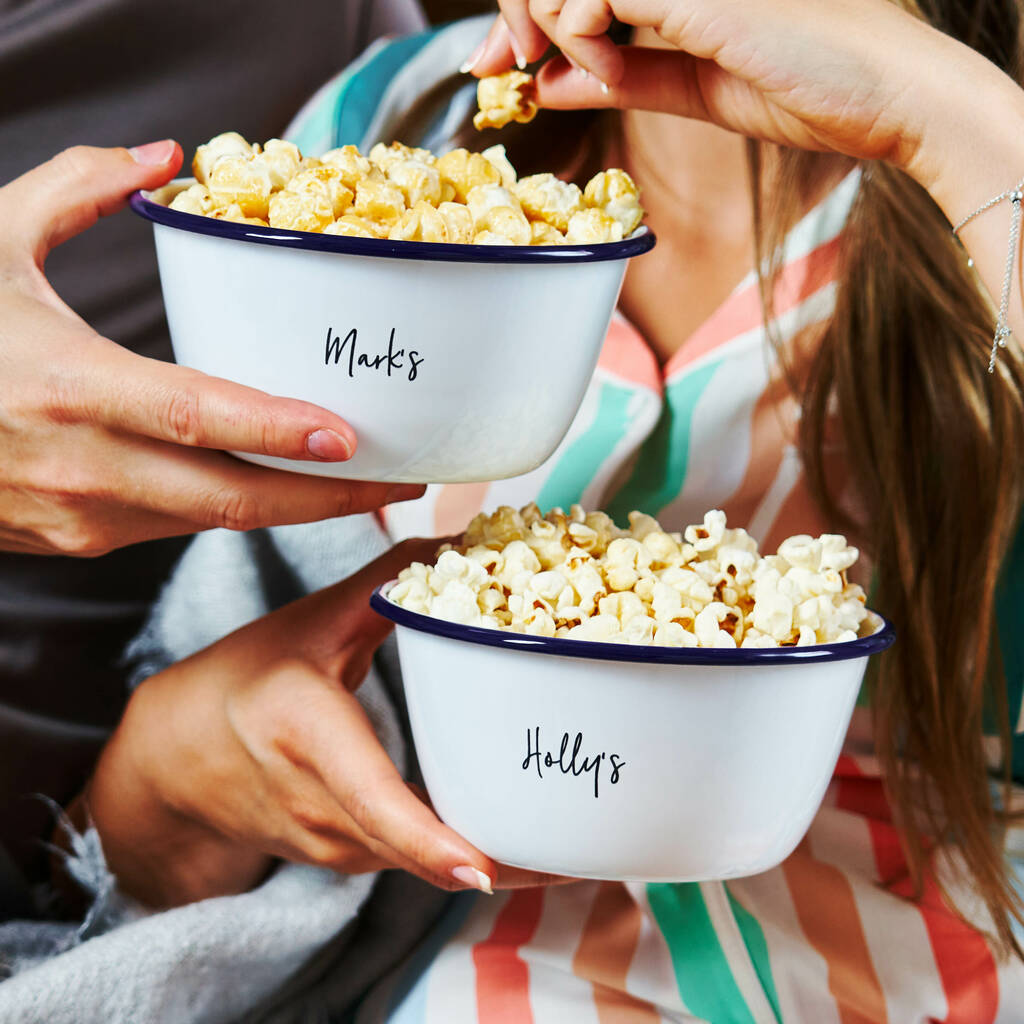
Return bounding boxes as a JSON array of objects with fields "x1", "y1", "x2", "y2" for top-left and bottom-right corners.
[
  {"x1": 806, "y1": 815, "x2": 949, "y2": 1023},
  {"x1": 700, "y1": 882, "x2": 780, "y2": 1024},
  {"x1": 774, "y1": 170, "x2": 861, "y2": 269},
  {"x1": 727, "y1": 871, "x2": 842, "y2": 1024},
  {"x1": 520, "y1": 884, "x2": 602, "y2": 1024},
  {"x1": 747, "y1": 445, "x2": 803, "y2": 546},
  {"x1": 656, "y1": 284, "x2": 836, "y2": 534},
  {"x1": 626, "y1": 884, "x2": 705, "y2": 1021},
  {"x1": 421, "y1": 891, "x2": 507, "y2": 1023}
]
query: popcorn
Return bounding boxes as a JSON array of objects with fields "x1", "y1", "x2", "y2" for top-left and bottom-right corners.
[
  {"x1": 389, "y1": 505, "x2": 871, "y2": 649},
  {"x1": 169, "y1": 183, "x2": 216, "y2": 216},
  {"x1": 206, "y1": 153, "x2": 272, "y2": 219},
  {"x1": 353, "y1": 179, "x2": 406, "y2": 226},
  {"x1": 473, "y1": 70, "x2": 538, "y2": 131},
  {"x1": 324, "y1": 214, "x2": 382, "y2": 239},
  {"x1": 321, "y1": 145, "x2": 381, "y2": 188},
  {"x1": 514, "y1": 173, "x2": 584, "y2": 233},
  {"x1": 435, "y1": 148, "x2": 502, "y2": 203},
  {"x1": 584, "y1": 169, "x2": 644, "y2": 235},
  {"x1": 192, "y1": 131, "x2": 253, "y2": 184},
  {"x1": 260, "y1": 139, "x2": 303, "y2": 190},
  {"x1": 268, "y1": 189, "x2": 334, "y2": 233},
  {"x1": 209, "y1": 203, "x2": 268, "y2": 226},
  {"x1": 387, "y1": 159, "x2": 443, "y2": 207},
  {"x1": 369, "y1": 141, "x2": 435, "y2": 174},
  {"x1": 481, "y1": 144, "x2": 517, "y2": 188},
  {"x1": 473, "y1": 205, "x2": 531, "y2": 246},
  {"x1": 389, "y1": 201, "x2": 449, "y2": 243},
  {"x1": 437, "y1": 201, "x2": 474, "y2": 244},
  {"x1": 173, "y1": 133, "x2": 645, "y2": 246},
  {"x1": 530, "y1": 221, "x2": 565, "y2": 245},
  {"x1": 286, "y1": 166, "x2": 354, "y2": 218},
  {"x1": 566, "y1": 208, "x2": 625, "y2": 244}
]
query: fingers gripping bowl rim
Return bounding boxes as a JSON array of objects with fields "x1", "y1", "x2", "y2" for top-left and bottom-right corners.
[
  {"x1": 372, "y1": 581, "x2": 895, "y2": 882},
  {"x1": 131, "y1": 183, "x2": 656, "y2": 484}
]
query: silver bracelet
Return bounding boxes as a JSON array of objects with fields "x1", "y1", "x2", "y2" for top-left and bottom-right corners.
[{"x1": 952, "y1": 176, "x2": 1024, "y2": 373}]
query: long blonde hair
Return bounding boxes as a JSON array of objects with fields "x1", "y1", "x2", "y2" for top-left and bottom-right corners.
[{"x1": 753, "y1": 0, "x2": 1024, "y2": 954}]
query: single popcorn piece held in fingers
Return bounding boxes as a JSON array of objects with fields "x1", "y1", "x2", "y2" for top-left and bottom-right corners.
[
  {"x1": 473, "y1": 70, "x2": 538, "y2": 131},
  {"x1": 388, "y1": 505, "x2": 871, "y2": 649}
]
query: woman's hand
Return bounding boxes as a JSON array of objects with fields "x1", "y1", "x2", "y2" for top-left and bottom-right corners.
[
  {"x1": 468, "y1": 0, "x2": 1024, "y2": 351},
  {"x1": 0, "y1": 143, "x2": 421, "y2": 557},
  {"x1": 87, "y1": 539, "x2": 558, "y2": 908},
  {"x1": 470, "y1": 1, "x2": 1024, "y2": 188}
]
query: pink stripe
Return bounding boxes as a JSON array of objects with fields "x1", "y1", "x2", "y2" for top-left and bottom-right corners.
[
  {"x1": 433, "y1": 482, "x2": 492, "y2": 536},
  {"x1": 665, "y1": 235, "x2": 841, "y2": 379},
  {"x1": 834, "y1": 759, "x2": 1000, "y2": 1023},
  {"x1": 596, "y1": 316, "x2": 663, "y2": 393},
  {"x1": 474, "y1": 889, "x2": 545, "y2": 1023}
]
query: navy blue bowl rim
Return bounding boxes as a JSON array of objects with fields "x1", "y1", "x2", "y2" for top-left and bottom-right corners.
[
  {"x1": 130, "y1": 182, "x2": 657, "y2": 265},
  {"x1": 370, "y1": 582, "x2": 896, "y2": 666}
]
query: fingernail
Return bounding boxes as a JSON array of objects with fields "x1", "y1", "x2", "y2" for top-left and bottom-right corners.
[
  {"x1": 460, "y1": 39, "x2": 487, "y2": 74},
  {"x1": 385, "y1": 484, "x2": 426, "y2": 504},
  {"x1": 306, "y1": 428, "x2": 352, "y2": 461},
  {"x1": 508, "y1": 31, "x2": 528, "y2": 71},
  {"x1": 129, "y1": 140, "x2": 176, "y2": 166},
  {"x1": 452, "y1": 865, "x2": 493, "y2": 894}
]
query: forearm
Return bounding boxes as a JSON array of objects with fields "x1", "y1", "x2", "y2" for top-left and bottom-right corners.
[{"x1": 902, "y1": 29, "x2": 1024, "y2": 347}]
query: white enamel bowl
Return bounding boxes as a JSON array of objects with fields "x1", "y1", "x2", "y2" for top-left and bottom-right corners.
[
  {"x1": 372, "y1": 583, "x2": 895, "y2": 882},
  {"x1": 131, "y1": 182, "x2": 655, "y2": 483}
]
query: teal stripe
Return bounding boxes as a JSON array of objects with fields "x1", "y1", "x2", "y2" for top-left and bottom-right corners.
[
  {"x1": 334, "y1": 28, "x2": 440, "y2": 147},
  {"x1": 386, "y1": 892, "x2": 477, "y2": 1022},
  {"x1": 534, "y1": 383, "x2": 637, "y2": 514},
  {"x1": 606, "y1": 360, "x2": 723, "y2": 522},
  {"x1": 647, "y1": 883, "x2": 758, "y2": 1024},
  {"x1": 726, "y1": 889, "x2": 782, "y2": 1023},
  {"x1": 285, "y1": 71, "x2": 354, "y2": 154}
]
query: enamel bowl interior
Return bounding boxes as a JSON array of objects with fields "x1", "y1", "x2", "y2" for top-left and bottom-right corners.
[
  {"x1": 132, "y1": 182, "x2": 656, "y2": 483},
  {"x1": 372, "y1": 582, "x2": 895, "y2": 882}
]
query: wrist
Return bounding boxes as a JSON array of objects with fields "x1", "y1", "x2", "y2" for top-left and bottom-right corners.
[{"x1": 899, "y1": 33, "x2": 1024, "y2": 224}]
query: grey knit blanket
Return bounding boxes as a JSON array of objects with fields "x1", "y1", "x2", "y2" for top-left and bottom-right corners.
[{"x1": 0, "y1": 515, "x2": 416, "y2": 1024}]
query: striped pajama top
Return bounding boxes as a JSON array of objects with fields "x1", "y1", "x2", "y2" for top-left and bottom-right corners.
[{"x1": 285, "y1": 18, "x2": 1024, "y2": 1022}]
